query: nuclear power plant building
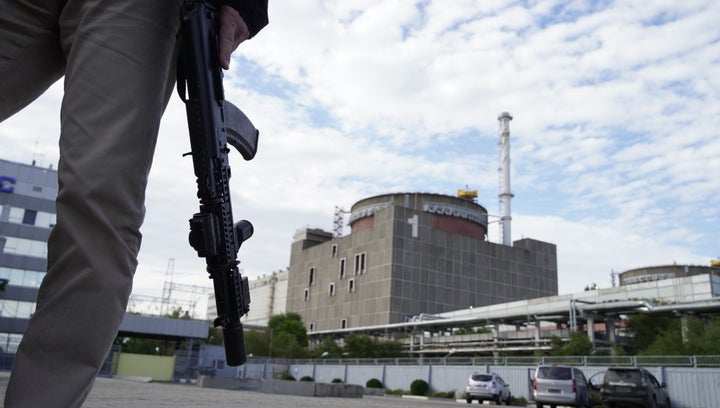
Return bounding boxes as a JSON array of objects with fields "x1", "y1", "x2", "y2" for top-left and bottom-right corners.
[{"x1": 287, "y1": 192, "x2": 558, "y2": 332}]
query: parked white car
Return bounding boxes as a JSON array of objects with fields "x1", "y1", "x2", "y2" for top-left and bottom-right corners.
[
  {"x1": 533, "y1": 365, "x2": 592, "y2": 408},
  {"x1": 465, "y1": 372, "x2": 512, "y2": 405}
]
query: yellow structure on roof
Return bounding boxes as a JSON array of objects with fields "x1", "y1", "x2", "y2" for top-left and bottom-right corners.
[{"x1": 457, "y1": 189, "x2": 478, "y2": 200}]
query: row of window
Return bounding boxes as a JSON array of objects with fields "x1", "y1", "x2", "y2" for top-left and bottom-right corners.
[
  {"x1": 1, "y1": 237, "x2": 48, "y2": 258},
  {"x1": 329, "y1": 243, "x2": 366, "y2": 274},
  {"x1": 303, "y1": 278, "x2": 356, "y2": 301},
  {"x1": 308, "y1": 252, "x2": 367, "y2": 286},
  {"x1": 0, "y1": 205, "x2": 56, "y2": 229},
  {"x1": 308, "y1": 318, "x2": 348, "y2": 332},
  {"x1": 0, "y1": 333, "x2": 22, "y2": 353},
  {"x1": 0, "y1": 300, "x2": 35, "y2": 319},
  {"x1": 0, "y1": 267, "x2": 45, "y2": 288}
]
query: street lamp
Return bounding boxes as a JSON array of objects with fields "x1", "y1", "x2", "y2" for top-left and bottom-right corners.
[{"x1": 443, "y1": 348, "x2": 457, "y2": 364}]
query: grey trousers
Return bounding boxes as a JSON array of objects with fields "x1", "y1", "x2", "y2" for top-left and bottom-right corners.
[{"x1": 0, "y1": 0, "x2": 181, "y2": 406}]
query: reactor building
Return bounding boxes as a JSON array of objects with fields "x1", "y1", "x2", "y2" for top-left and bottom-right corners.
[
  {"x1": 619, "y1": 264, "x2": 720, "y2": 286},
  {"x1": 286, "y1": 192, "x2": 558, "y2": 333},
  {"x1": 286, "y1": 113, "x2": 558, "y2": 333}
]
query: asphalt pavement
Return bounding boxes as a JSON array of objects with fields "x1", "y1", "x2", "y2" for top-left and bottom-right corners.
[{"x1": 1, "y1": 372, "x2": 528, "y2": 407}]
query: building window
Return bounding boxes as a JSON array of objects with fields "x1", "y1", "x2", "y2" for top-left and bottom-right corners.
[
  {"x1": 2, "y1": 237, "x2": 47, "y2": 258},
  {"x1": 0, "y1": 267, "x2": 44, "y2": 288},
  {"x1": 339, "y1": 258, "x2": 346, "y2": 280},
  {"x1": 309, "y1": 267, "x2": 316, "y2": 286},
  {"x1": 329, "y1": 283, "x2": 336, "y2": 296},
  {"x1": 354, "y1": 252, "x2": 366, "y2": 275},
  {"x1": 348, "y1": 278, "x2": 355, "y2": 293},
  {"x1": 331, "y1": 244, "x2": 338, "y2": 258},
  {"x1": 0, "y1": 300, "x2": 35, "y2": 319},
  {"x1": 304, "y1": 288, "x2": 310, "y2": 302},
  {"x1": 7, "y1": 207, "x2": 23, "y2": 223},
  {"x1": 5, "y1": 206, "x2": 55, "y2": 228},
  {"x1": 309, "y1": 322, "x2": 315, "y2": 332},
  {"x1": 22, "y1": 209, "x2": 37, "y2": 226},
  {"x1": 341, "y1": 319, "x2": 348, "y2": 329}
]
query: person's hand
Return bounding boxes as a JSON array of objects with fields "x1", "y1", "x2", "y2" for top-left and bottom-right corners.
[{"x1": 218, "y1": 5, "x2": 250, "y2": 70}]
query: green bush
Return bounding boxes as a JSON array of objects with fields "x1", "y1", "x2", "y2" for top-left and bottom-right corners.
[
  {"x1": 331, "y1": 378, "x2": 343, "y2": 384},
  {"x1": 366, "y1": 378, "x2": 384, "y2": 388},
  {"x1": 409, "y1": 379, "x2": 429, "y2": 396},
  {"x1": 299, "y1": 376, "x2": 314, "y2": 382}
]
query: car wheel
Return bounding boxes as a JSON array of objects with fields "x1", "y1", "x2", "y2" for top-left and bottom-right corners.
[
  {"x1": 505, "y1": 393, "x2": 512, "y2": 405},
  {"x1": 535, "y1": 403, "x2": 543, "y2": 408},
  {"x1": 466, "y1": 398, "x2": 472, "y2": 404},
  {"x1": 494, "y1": 395, "x2": 501, "y2": 405}
]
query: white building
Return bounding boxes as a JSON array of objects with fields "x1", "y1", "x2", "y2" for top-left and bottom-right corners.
[{"x1": 207, "y1": 269, "x2": 288, "y2": 327}]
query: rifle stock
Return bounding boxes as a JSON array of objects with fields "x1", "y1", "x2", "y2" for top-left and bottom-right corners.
[{"x1": 177, "y1": 0, "x2": 256, "y2": 366}]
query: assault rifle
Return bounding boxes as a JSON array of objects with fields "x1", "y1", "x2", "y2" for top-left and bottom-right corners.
[{"x1": 176, "y1": 0, "x2": 258, "y2": 366}]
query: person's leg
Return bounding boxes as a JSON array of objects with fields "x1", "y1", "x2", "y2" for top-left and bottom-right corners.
[
  {"x1": 4, "y1": 0, "x2": 181, "y2": 406},
  {"x1": 0, "y1": 0, "x2": 65, "y2": 121}
]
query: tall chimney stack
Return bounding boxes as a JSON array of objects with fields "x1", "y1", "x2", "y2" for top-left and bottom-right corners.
[{"x1": 498, "y1": 112, "x2": 513, "y2": 246}]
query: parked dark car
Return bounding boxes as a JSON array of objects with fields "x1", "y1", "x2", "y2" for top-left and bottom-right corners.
[
  {"x1": 600, "y1": 367, "x2": 671, "y2": 408},
  {"x1": 533, "y1": 365, "x2": 592, "y2": 408}
]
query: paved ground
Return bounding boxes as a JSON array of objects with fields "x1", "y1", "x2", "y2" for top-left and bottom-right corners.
[{"x1": 1, "y1": 372, "x2": 511, "y2": 407}]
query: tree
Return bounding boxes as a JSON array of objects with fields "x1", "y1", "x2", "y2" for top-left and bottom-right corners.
[
  {"x1": 562, "y1": 331, "x2": 594, "y2": 356},
  {"x1": 117, "y1": 337, "x2": 169, "y2": 355},
  {"x1": 271, "y1": 331, "x2": 309, "y2": 358},
  {"x1": 625, "y1": 315, "x2": 678, "y2": 354},
  {"x1": 549, "y1": 331, "x2": 593, "y2": 356},
  {"x1": 343, "y1": 334, "x2": 375, "y2": 358},
  {"x1": 206, "y1": 326, "x2": 224, "y2": 346},
  {"x1": 267, "y1": 313, "x2": 308, "y2": 358},
  {"x1": 243, "y1": 329, "x2": 269, "y2": 355},
  {"x1": 314, "y1": 336, "x2": 343, "y2": 358},
  {"x1": 584, "y1": 283, "x2": 598, "y2": 291},
  {"x1": 635, "y1": 316, "x2": 720, "y2": 356},
  {"x1": 343, "y1": 334, "x2": 403, "y2": 358},
  {"x1": 693, "y1": 317, "x2": 720, "y2": 354}
]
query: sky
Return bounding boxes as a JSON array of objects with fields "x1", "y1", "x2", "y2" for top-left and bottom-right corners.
[{"x1": 2, "y1": 0, "x2": 719, "y2": 315}]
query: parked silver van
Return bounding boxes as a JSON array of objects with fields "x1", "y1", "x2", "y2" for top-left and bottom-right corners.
[{"x1": 533, "y1": 365, "x2": 592, "y2": 408}]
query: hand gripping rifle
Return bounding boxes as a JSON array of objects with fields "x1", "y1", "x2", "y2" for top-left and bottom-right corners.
[{"x1": 176, "y1": 0, "x2": 258, "y2": 366}]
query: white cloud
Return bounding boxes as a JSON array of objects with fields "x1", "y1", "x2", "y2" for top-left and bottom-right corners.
[{"x1": 2, "y1": 0, "x2": 718, "y2": 305}]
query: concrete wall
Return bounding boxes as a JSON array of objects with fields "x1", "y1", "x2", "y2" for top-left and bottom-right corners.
[
  {"x1": 245, "y1": 361, "x2": 720, "y2": 407},
  {"x1": 664, "y1": 367, "x2": 720, "y2": 408}
]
